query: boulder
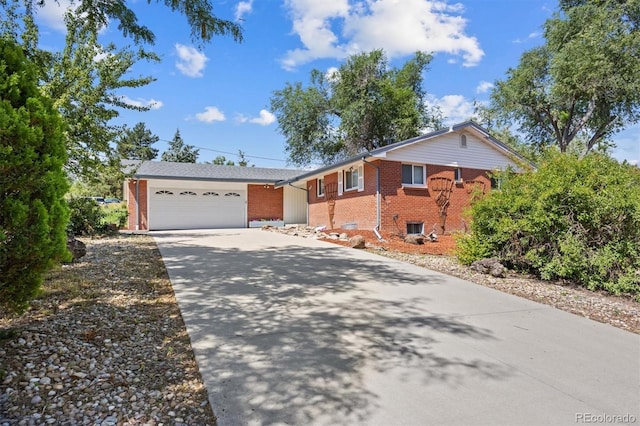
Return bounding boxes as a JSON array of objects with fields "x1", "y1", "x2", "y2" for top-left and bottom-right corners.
[
  {"x1": 471, "y1": 258, "x2": 506, "y2": 278},
  {"x1": 404, "y1": 234, "x2": 425, "y2": 245},
  {"x1": 66, "y1": 234, "x2": 86, "y2": 261},
  {"x1": 349, "y1": 235, "x2": 366, "y2": 249}
]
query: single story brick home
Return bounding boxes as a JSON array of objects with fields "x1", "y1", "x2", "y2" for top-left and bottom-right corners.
[
  {"x1": 123, "y1": 121, "x2": 530, "y2": 232},
  {"x1": 275, "y1": 120, "x2": 531, "y2": 235}
]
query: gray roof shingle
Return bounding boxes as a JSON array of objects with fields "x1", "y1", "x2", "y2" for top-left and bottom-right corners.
[{"x1": 124, "y1": 160, "x2": 303, "y2": 183}]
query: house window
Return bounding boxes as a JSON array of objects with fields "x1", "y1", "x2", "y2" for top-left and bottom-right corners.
[
  {"x1": 454, "y1": 168, "x2": 463, "y2": 183},
  {"x1": 490, "y1": 176, "x2": 502, "y2": 189},
  {"x1": 460, "y1": 134, "x2": 467, "y2": 148},
  {"x1": 402, "y1": 164, "x2": 425, "y2": 186},
  {"x1": 317, "y1": 177, "x2": 325, "y2": 197},
  {"x1": 344, "y1": 168, "x2": 359, "y2": 191},
  {"x1": 406, "y1": 222, "x2": 424, "y2": 235}
]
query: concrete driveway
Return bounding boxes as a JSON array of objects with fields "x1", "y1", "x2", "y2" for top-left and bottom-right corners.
[{"x1": 153, "y1": 229, "x2": 639, "y2": 426}]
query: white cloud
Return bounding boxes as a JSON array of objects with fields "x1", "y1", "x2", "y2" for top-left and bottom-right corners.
[
  {"x1": 36, "y1": 0, "x2": 73, "y2": 32},
  {"x1": 120, "y1": 96, "x2": 163, "y2": 110},
  {"x1": 281, "y1": 0, "x2": 483, "y2": 70},
  {"x1": 237, "y1": 109, "x2": 276, "y2": 126},
  {"x1": 235, "y1": 0, "x2": 254, "y2": 21},
  {"x1": 476, "y1": 81, "x2": 494, "y2": 94},
  {"x1": 196, "y1": 106, "x2": 226, "y2": 123},
  {"x1": 427, "y1": 94, "x2": 477, "y2": 124},
  {"x1": 175, "y1": 44, "x2": 208, "y2": 77},
  {"x1": 513, "y1": 31, "x2": 542, "y2": 44}
]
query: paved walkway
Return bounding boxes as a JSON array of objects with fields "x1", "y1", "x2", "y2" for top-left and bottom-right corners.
[{"x1": 153, "y1": 229, "x2": 640, "y2": 426}]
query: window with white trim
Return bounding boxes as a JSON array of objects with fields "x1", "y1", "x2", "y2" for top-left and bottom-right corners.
[
  {"x1": 401, "y1": 164, "x2": 425, "y2": 186},
  {"x1": 406, "y1": 222, "x2": 424, "y2": 235},
  {"x1": 454, "y1": 168, "x2": 463, "y2": 182},
  {"x1": 317, "y1": 177, "x2": 325, "y2": 197},
  {"x1": 460, "y1": 134, "x2": 467, "y2": 148},
  {"x1": 344, "y1": 168, "x2": 359, "y2": 191}
]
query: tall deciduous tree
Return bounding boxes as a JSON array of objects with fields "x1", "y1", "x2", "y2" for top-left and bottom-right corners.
[
  {"x1": 0, "y1": 37, "x2": 70, "y2": 312},
  {"x1": 117, "y1": 122, "x2": 159, "y2": 160},
  {"x1": 0, "y1": 0, "x2": 242, "y2": 176},
  {"x1": 161, "y1": 129, "x2": 199, "y2": 163},
  {"x1": 270, "y1": 50, "x2": 442, "y2": 166},
  {"x1": 490, "y1": 0, "x2": 640, "y2": 155}
]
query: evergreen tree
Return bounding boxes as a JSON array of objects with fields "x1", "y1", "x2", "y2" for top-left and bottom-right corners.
[
  {"x1": 117, "y1": 122, "x2": 159, "y2": 160},
  {"x1": 0, "y1": 37, "x2": 70, "y2": 312},
  {"x1": 160, "y1": 129, "x2": 199, "y2": 163}
]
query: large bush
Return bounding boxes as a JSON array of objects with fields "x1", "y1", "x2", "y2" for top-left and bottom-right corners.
[
  {"x1": 0, "y1": 38, "x2": 70, "y2": 312},
  {"x1": 456, "y1": 152, "x2": 640, "y2": 298},
  {"x1": 66, "y1": 198, "x2": 128, "y2": 235}
]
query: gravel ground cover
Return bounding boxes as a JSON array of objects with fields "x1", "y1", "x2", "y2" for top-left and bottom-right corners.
[{"x1": 0, "y1": 234, "x2": 215, "y2": 426}]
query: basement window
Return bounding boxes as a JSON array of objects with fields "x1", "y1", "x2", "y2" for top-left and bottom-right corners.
[{"x1": 406, "y1": 222, "x2": 424, "y2": 235}]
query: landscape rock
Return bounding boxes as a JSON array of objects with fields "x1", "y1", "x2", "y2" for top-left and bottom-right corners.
[
  {"x1": 66, "y1": 234, "x2": 86, "y2": 261},
  {"x1": 349, "y1": 235, "x2": 366, "y2": 249},
  {"x1": 404, "y1": 234, "x2": 425, "y2": 245},
  {"x1": 471, "y1": 258, "x2": 506, "y2": 278}
]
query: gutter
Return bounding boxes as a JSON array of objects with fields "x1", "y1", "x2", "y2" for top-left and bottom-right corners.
[{"x1": 361, "y1": 157, "x2": 383, "y2": 241}]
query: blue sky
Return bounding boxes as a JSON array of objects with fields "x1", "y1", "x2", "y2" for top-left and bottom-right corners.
[{"x1": 35, "y1": 0, "x2": 639, "y2": 168}]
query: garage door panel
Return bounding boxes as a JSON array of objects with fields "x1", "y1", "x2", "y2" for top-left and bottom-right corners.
[{"x1": 149, "y1": 188, "x2": 246, "y2": 230}]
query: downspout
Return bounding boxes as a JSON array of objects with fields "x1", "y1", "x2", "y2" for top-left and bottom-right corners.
[
  {"x1": 361, "y1": 157, "x2": 383, "y2": 241},
  {"x1": 135, "y1": 179, "x2": 140, "y2": 231}
]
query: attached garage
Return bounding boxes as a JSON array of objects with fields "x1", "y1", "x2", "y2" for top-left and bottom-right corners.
[
  {"x1": 123, "y1": 161, "x2": 305, "y2": 231},
  {"x1": 149, "y1": 187, "x2": 246, "y2": 230}
]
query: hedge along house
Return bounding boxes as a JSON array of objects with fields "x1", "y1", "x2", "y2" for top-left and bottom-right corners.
[
  {"x1": 277, "y1": 121, "x2": 532, "y2": 236},
  {"x1": 123, "y1": 161, "x2": 306, "y2": 230}
]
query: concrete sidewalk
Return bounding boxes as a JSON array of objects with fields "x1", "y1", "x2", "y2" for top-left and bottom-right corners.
[{"x1": 153, "y1": 229, "x2": 640, "y2": 426}]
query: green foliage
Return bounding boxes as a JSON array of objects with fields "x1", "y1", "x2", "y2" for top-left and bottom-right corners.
[
  {"x1": 456, "y1": 152, "x2": 640, "y2": 298},
  {"x1": 0, "y1": 37, "x2": 70, "y2": 313},
  {"x1": 1, "y1": 0, "x2": 241, "y2": 179},
  {"x1": 161, "y1": 129, "x2": 199, "y2": 163},
  {"x1": 212, "y1": 155, "x2": 235, "y2": 165},
  {"x1": 490, "y1": 0, "x2": 640, "y2": 155},
  {"x1": 117, "y1": 122, "x2": 159, "y2": 161},
  {"x1": 271, "y1": 50, "x2": 442, "y2": 166},
  {"x1": 66, "y1": 198, "x2": 126, "y2": 236}
]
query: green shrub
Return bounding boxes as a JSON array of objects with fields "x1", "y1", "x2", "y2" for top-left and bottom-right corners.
[
  {"x1": 0, "y1": 38, "x2": 70, "y2": 313},
  {"x1": 67, "y1": 198, "x2": 110, "y2": 236},
  {"x1": 456, "y1": 152, "x2": 640, "y2": 298},
  {"x1": 102, "y1": 203, "x2": 128, "y2": 228}
]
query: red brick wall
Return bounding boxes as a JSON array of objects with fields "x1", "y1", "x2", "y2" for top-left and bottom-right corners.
[
  {"x1": 126, "y1": 179, "x2": 148, "y2": 230},
  {"x1": 247, "y1": 184, "x2": 284, "y2": 222},
  {"x1": 308, "y1": 160, "x2": 493, "y2": 234}
]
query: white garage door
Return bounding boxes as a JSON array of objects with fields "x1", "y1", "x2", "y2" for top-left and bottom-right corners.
[{"x1": 149, "y1": 188, "x2": 246, "y2": 230}]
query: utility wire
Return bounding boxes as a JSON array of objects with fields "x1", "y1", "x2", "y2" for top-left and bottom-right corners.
[{"x1": 157, "y1": 138, "x2": 287, "y2": 163}]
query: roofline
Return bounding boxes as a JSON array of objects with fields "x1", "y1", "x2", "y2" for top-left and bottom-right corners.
[
  {"x1": 275, "y1": 120, "x2": 535, "y2": 187},
  {"x1": 130, "y1": 174, "x2": 285, "y2": 184}
]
